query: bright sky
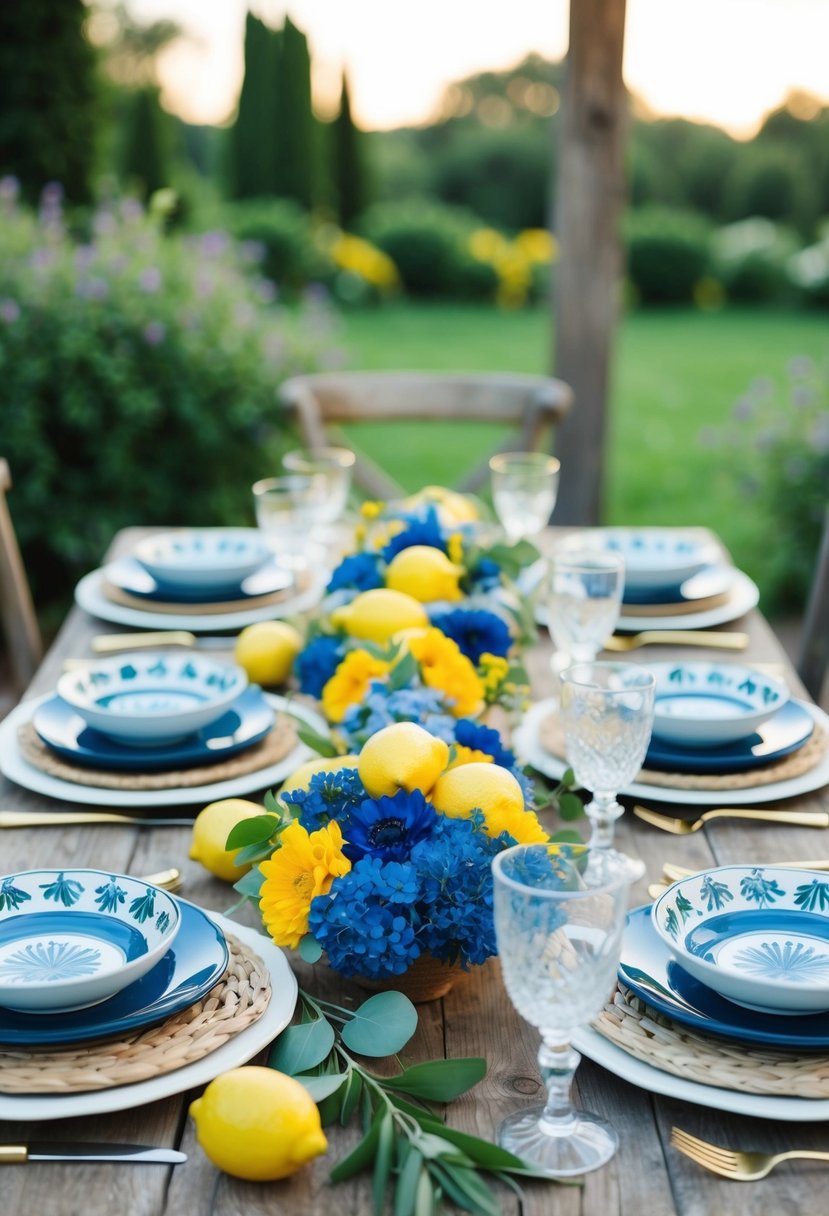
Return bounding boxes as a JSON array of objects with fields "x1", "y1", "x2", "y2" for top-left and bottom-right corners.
[{"x1": 124, "y1": 0, "x2": 829, "y2": 137}]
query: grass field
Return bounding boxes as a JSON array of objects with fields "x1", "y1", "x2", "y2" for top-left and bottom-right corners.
[{"x1": 334, "y1": 303, "x2": 829, "y2": 610}]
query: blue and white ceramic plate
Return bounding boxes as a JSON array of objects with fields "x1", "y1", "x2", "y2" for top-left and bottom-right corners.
[
  {"x1": 620, "y1": 904, "x2": 829, "y2": 1048},
  {"x1": 56, "y1": 651, "x2": 248, "y2": 746},
  {"x1": 653, "y1": 865, "x2": 829, "y2": 1014},
  {"x1": 650, "y1": 661, "x2": 790, "y2": 748},
  {"x1": 586, "y1": 528, "x2": 721, "y2": 591},
  {"x1": 645, "y1": 699, "x2": 815, "y2": 774},
  {"x1": 0, "y1": 869, "x2": 181, "y2": 1012},
  {"x1": 0, "y1": 899, "x2": 227, "y2": 1045},
  {"x1": 621, "y1": 565, "x2": 734, "y2": 606},
  {"x1": 104, "y1": 556, "x2": 293, "y2": 605},
  {"x1": 32, "y1": 686, "x2": 275, "y2": 772},
  {"x1": 133, "y1": 528, "x2": 271, "y2": 595}
]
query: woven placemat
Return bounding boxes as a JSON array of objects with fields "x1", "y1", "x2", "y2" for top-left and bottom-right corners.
[
  {"x1": 102, "y1": 570, "x2": 311, "y2": 616},
  {"x1": 539, "y1": 711, "x2": 827, "y2": 791},
  {"x1": 0, "y1": 932, "x2": 271, "y2": 1094},
  {"x1": 17, "y1": 715, "x2": 298, "y2": 790},
  {"x1": 593, "y1": 983, "x2": 829, "y2": 1098},
  {"x1": 620, "y1": 589, "x2": 731, "y2": 619}
]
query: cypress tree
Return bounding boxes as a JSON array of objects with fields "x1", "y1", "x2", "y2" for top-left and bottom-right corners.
[
  {"x1": 273, "y1": 16, "x2": 314, "y2": 209},
  {"x1": 334, "y1": 72, "x2": 367, "y2": 227},
  {"x1": 120, "y1": 87, "x2": 170, "y2": 200},
  {"x1": 0, "y1": 0, "x2": 98, "y2": 202},
  {"x1": 231, "y1": 13, "x2": 279, "y2": 198}
]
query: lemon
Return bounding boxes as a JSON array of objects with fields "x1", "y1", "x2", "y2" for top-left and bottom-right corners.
[
  {"x1": 189, "y1": 798, "x2": 275, "y2": 883},
  {"x1": 234, "y1": 621, "x2": 302, "y2": 686},
  {"x1": 190, "y1": 1066, "x2": 327, "y2": 1181},
  {"x1": 430, "y1": 762, "x2": 547, "y2": 843},
  {"x1": 385, "y1": 545, "x2": 464, "y2": 603},
  {"x1": 277, "y1": 753, "x2": 360, "y2": 803},
  {"x1": 330, "y1": 588, "x2": 428, "y2": 643},
  {"x1": 358, "y1": 721, "x2": 449, "y2": 798},
  {"x1": 406, "y1": 486, "x2": 479, "y2": 525}
]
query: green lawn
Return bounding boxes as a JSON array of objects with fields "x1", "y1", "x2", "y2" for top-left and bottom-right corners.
[{"x1": 335, "y1": 303, "x2": 828, "y2": 610}]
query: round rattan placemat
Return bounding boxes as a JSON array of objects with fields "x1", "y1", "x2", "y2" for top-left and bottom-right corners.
[
  {"x1": 620, "y1": 590, "x2": 731, "y2": 619},
  {"x1": 539, "y1": 711, "x2": 827, "y2": 791},
  {"x1": 102, "y1": 571, "x2": 311, "y2": 616},
  {"x1": 593, "y1": 984, "x2": 829, "y2": 1098},
  {"x1": 0, "y1": 933, "x2": 271, "y2": 1094},
  {"x1": 17, "y1": 715, "x2": 298, "y2": 791}
]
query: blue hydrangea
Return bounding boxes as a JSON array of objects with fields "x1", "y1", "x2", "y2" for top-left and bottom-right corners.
[
  {"x1": 326, "y1": 552, "x2": 384, "y2": 594},
  {"x1": 294, "y1": 634, "x2": 345, "y2": 697},
  {"x1": 285, "y1": 767, "x2": 368, "y2": 832},
  {"x1": 381, "y1": 505, "x2": 447, "y2": 562},
  {"x1": 429, "y1": 607, "x2": 512, "y2": 664},
  {"x1": 309, "y1": 858, "x2": 422, "y2": 977},
  {"x1": 344, "y1": 789, "x2": 437, "y2": 863},
  {"x1": 340, "y1": 683, "x2": 457, "y2": 750}
]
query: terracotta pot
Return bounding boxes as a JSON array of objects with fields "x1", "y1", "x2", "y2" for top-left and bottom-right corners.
[{"x1": 354, "y1": 953, "x2": 466, "y2": 1003}]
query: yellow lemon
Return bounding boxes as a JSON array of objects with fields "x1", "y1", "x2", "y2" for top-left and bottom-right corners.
[
  {"x1": 189, "y1": 798, "x2": 275, "y2": 883},
  {"x1": 189, "y1": 1066, "x2": 327, "y2": 1181},
  {"x1": 277, "y1": 753, "x2": 360, "y2": 804},
  {"x1": 406, "y1": 485, "x2": 480, "y2": 525},
  {"x1": 430, "y1": 762, "x2": 547, "y2": 843},
  {"x1": 358, "y1": 721, "x2": 450, "y2": 798},
  {"x1": 330, "y1": 588, "x2": 428, "y2": 643},
  {"x1": 385, "y1": 545, "x2": 465, "y2": 603},
  {"x1": 234, "y1": 621, "x2": 302, "y2": 686}
]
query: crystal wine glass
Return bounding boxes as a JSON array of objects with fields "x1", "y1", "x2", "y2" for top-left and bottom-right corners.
[
  {"x1": 489, "y1": 452, "x2": 560, "y2": 543},
  {"x1": 251, "y1": 473, "x2": 328, "y2": 573},
  {"x1": 492, "y1": 843, "x2": 633, "y2": 1177},
  {"x1": 546, "y1": 548, "x2": 625, "y2": 681},
  {"x1": 559, "y1": 662, "x2": 655, "y2": 878},
  {"x1": 282, "y1": 447, "x2": 356, "y2": 534}
]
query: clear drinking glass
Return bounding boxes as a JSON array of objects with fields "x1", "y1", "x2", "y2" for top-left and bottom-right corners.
[
  {"x1": 493, "y1": 844, "x2": 633, "y2": 1177},
  {"x1": 251, "y1": 474, "x2": 328, "y2": 572},
  {"x1": 559, "y1": 662, "x2": 655, "y2": 877},
  {"x1": 282, "y1": 447, "x2": 356, "y2": 529},
  {"x1": 489, "y1": 452, "x2": 560, "y2": 543},
  {"x1": 546, "y1": 549, "x2": 625, "y2": 675}
]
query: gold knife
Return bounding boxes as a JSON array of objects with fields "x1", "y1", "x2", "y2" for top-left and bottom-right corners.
[
  {"x1": 0, "y1": 810, "x2": 195, "y2": 828},
  {"x1": 91, "y1": 632, "x2": 234, "y2": 653}
]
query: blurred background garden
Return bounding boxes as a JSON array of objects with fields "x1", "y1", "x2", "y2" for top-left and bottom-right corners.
[{"x1": 1, "y1": 0, "x2": 827, "y2": 634}]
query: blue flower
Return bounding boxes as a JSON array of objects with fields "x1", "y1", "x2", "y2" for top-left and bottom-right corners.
[
  {"x1": 382, "y1": 506, "x2": 447, "y2": 561},
  {"x1": 430, "y1": 608, "x2": 512, "y2": 664},
  {"x1": 327, "y1": 552, "x2": 384, "y2": 594},
  {"x1": 467, "y1": 556, "x2": 501, "y2": 592},
  {"x1": 339, "y1": 683, "x2": 457, "y2": 750},
  {"x1": 410, "y1": 816, "x2": 500, "y2": 966},
  {"x1": 309, "y1": 858, "x2": 422, "y2": 978},
  {"x1": 453, "y1": 718, "x2": 517, "y2": 768},
  {"x1": 344, "y1": 789, "x2": 438, "y2": 863},
  {"x1": 285, "y1": 767, "x2": 368, "y2": 832},
  {"x1": 294, "y1": 635, "x2": 345, "y2": 698}
]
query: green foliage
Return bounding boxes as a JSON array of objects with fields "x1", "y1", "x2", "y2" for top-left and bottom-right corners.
[
  {"x1": 274, "y1": 17, "x2": 315, "y2": 209},
  {"x1": 0, "y1": 187, "x2": 337, "y2": 615},
  {"x1": 230, "y1": 13, "x2": 278, "y2": 199},
  {"x1": 221, "y1": 197, "x2": 325, "y2": 293},
  {"x1": 431, "y1": 125, "x2": 552, "y2": 231},
  {"x1": 0, "y1": 0, "x2": 98, "y2": 203},
  {"x1": 712, "y1": 218, "x2": 798, "y2": 304},
  {"x1": 333, "y1": 72, "x2": 368, "y2": 228},
  {"x1": 723, "y1": 142, "x2": 819, "y2": 236},
  {"x1": 625, "y1": 207, "x2": 712, "y2": 305},
  {"x1": 119, "y1": 87, "x2": 171, "y2": 199},
  {"x1": 788, "y1": 230, "x2": 829, "y2": 308}
]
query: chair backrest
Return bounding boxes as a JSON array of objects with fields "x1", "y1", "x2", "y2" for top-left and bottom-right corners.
[
  {"x1": 797, "y1": 504, "x2": 829, "y2": 704},
  {"x1": 278, "y1": 371, "x2": 573, "y2": 500},
  {"x1": 0, "y1": 458, "x2": 43, "y2": 692}
]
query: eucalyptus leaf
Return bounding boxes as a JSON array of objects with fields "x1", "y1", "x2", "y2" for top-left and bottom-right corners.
[
  {"x1": 394, "y1": 1147, "x2": 424, "y2": 1216},
  {"x1": 225, "y1": 814, "x2": 280, "y2": 850},
  {"x1": 269, "y1": 1016, "x2": 335, "y2": 1076},
  {"x1": 297, "y1": 1072, "x2": 349, "y2": 1102},
  {"x1": 341, "y1": 991, "x2": 418, "y2": 1056},
  {"x1": 558, "y1": 793, "x2": 586, "y2": 822},
  {"x1": 387, "y1": 650, "x2": 419, "y2": 692},
  {"x1": 416, "y1": 1118, "x2": 532, "y2": 1170},
  {"x1": 415, "y1": 1167, "x2": 436, "y2": 1216},
  {"x1": 390, "y1": 1057, "x2": 486, "y2": 1102},
  {"x1": 373, "y1": 1112, "x2": 395, "y2": 1216},
  {"x1": 298, "y1": 933, "x2": 324, "y2": 963},
  {"x1": 232, "y1": 868, "x2": 265, "y2": 899},
  {"x1": 430, "y1": 1161, "x2": 500, "y2": 1216},
  {"x1": 329, "y1": 1112, "x2": 384, "y2": 1183},
  {"x1": 296, "y1": 726, "x2": 339, "y2": 758},
  {"x1": 340, "y1": 1070, "x2": 363, "y2": 1125}
]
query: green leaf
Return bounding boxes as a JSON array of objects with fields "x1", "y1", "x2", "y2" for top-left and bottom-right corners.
[
  {"x1": 296, "y1": 725, "x2": 339, "y2": 757},
  {"x1": 430, "y1": 1161, "x2": 500, "y2": 1216},
  {"x1": 232, "y1": 868, "x2": 265, "y2": 899},
  {"x1": 558, "y1": 792, "x2": 586, "y2": 821},
  {"x1": 394, "y1": 1148, "x2": 424, "y2": 1216},
  {"x1": 341, "y1": 991, "x2": 418, "y2": 1056},
  {"x1": 297, "y1": 1072, "x2": 349, "y2": 1102},
  {"x1": 263, "y1": 788, "x2": 281, "y2": 815},
  {"x1": 340, "y1": 1070, "x2": 363, "y2": 1125},
  {"x1": 561, "y1": 767, "x2": 576, "y2": 787},
  {"x1": 329, "y1": 1111, "x2": 384, "y2": 1182},
  {"x1": 549, "y1": 828, "x2": 585, "y2": 845},
  {"x1": 225, "y1": 813, "x2": 280, "y2": 850},
  {"x1": 387, "y1": 649, "x2": 419, "y2": 691},
  {"x1": 415, "y1": 1118, "x2": 532, "y2": 1171},
  {"x1": 373, "y1": 1112, "x2": 395, "y2": 1216},
  {"x1": 298, "y1": 933, "x2": 324, "y2": 963},
  {"x1": 230, "y1": 840, "x2": 276, "y2": 867},
  {"x1": 389, "y1": 1058, "x2": 486, "y2": 1102},
  {"x1": 415, "y1": 1167, "x2": 436, "y2": 1216},
  {"x1": 269, "y1": 1015, "x2": 335, "y2": 1075}
]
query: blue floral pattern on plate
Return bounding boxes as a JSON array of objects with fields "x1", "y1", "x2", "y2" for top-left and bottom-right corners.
[
  {"x1": 0, "y1": 941, "x2": 103, "y2": 983},
  {"x1": 649, "y1": 660, "x2": 790, "y2": 748}
]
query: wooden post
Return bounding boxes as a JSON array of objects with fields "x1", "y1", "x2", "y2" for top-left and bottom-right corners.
[{"x1": 551, "y1": 0, "x2": 628, "y2": 524}]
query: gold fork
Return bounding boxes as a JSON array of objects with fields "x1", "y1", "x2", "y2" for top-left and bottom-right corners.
[
  {"x1": 633, "y1": 804, "x2": 829, "y2": 834},
  {"x1": 603, "y1": 630, "x2": 749, "y2": 652},
  {"x1": 671, "y1": 1126, "x2": 829, "y2": 1181}
]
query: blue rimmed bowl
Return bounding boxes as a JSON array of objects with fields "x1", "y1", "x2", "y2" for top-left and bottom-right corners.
[
  {"x1": 588, "y1": 528, "x2": 720, "y2": 591},
  {"x1": 133, "y1": 528, "x2": 271, "y2": 595},
  {"x1": 0, "y1": 869, "x2": 181, "y2": 1013},
  {"x1": 56, "y1": 652, "x2": 248, "y2": 747},
  {"x1": 650, "y1": 661, "x2": 790, "y2": 748},
  {"x1": 652, "y1": 865, "x2": 829, "y2": 1015}
]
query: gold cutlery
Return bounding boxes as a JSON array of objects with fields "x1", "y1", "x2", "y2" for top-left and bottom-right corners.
[
  {"x1": 603, "y1": 630, "x2": 749, "y2": 652},
  {"x1": 142, "y1": 868, "x2": 183, "y2": 893},
  {"x1": 633, "y1": 804, "x2": 829, "y2": 834},
  {"x1": 91, "y1": 632, "x2": 233, "y2": 653},
  {"x1": 0, "y1": 1142, "x2": 186, "y2": 1164},
  {"x1": 0, "y1": 810, "x2": 195, "y2": 828},
  {"x1": 671, "y1": 1126, "x2": 829, "y2": 1181}
]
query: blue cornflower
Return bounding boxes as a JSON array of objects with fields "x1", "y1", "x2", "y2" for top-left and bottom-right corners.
[
  {"x1": 467, "y1": 556, "x2": 501, "y2": 592},
  {"x1": 294, "y1": 634, "x2": 345, "y2": 697},
  {"x1": 410, "y1": 816, "x2": 500, "y2": 966},
  {"x1": 285, "y1": 767, "x2": 367, "y2": 832},
  {"x1": 344, "y1": 789, "x2": 437, "y2": 863},
  {"x1": 430, "y1": 607, "x2": 512, "y2": 664},
  {"x1": 309, "y1": 858, "x2": 422, "y2": 977},
  {"x1": 327, "y1": 552, "x2": 384, "y2": 594},
  {"x1": 382, "y1": 506, "x2": 447, "y2": 561},
  {"x1": 454, "y1": 719, "x2": 517, "y2": 768}
]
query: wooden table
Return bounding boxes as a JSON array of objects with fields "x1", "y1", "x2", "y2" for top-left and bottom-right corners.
[{"x1": 2, "y1": 528, "x2": 828, "y2": 1215}]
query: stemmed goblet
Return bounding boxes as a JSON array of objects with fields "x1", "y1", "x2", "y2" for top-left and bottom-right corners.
[
  {"x1": 251, "y1": 473, "x2": 328, "y2": 573},
  {"x1": 558, "y1": 661, "x2": 655, "y2": 878},
  {"x1": 282, "y1": 446, "x2": 356, "y2": 552},
  {"x1": 546, "y1": 548, "x2": 625, "y2": 684},
  {"x1": 492, "y1": 843, "x2": 634, "y2": 1177},
  {"x1": 489, "y1": 452, "x2": 560, "y2": 543}
]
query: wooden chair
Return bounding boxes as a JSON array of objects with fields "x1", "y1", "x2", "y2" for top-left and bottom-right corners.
[
  {"x1": 797, "y1": 504, "x2": 829, "y2": 705},
  {"x1": 278, "y1": 371, "x2": 573, "y2": 500},
  {"x1": 0, "y1": 458, "x2": 43, "y2": 694}
]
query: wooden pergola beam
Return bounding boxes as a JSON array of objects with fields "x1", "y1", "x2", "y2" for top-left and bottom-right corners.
[{"x1": 551, "y1": 0, "x2": 628, "y2": 524}]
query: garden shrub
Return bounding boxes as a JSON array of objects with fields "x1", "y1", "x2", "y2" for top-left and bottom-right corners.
[
  {"x1": 787, "y1": 228, "x2": 829, "y2": 308},
  {"x1": 221, "y1": 197, "x2": 326, "y2": 295},
  {"x1": 625, "y1": 207, "x2": 712, "y2": 305},
  {"x1": 712, "y1": 218, "x2": 798, "y2": 304},
  {"x1": 0, "y1": 179, "x2": 337, "y2": 618}
]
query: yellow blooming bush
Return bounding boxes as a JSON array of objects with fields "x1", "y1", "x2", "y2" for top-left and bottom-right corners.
[{"x1": 469, "y1": 225, "x2": 557, "y2": 308}]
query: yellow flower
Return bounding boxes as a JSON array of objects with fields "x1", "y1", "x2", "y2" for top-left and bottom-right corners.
[
  {"x1": 514, "y1": 228, "x2": 557, "y2": 264},
  {"x1": 479, "y1": 652, "x2": 510, "y2": 699},
  {"x1": 332, "y1": 234, "x2": 400, "y2": 289},
  {"x1": 322, "y1": 649, "x2": 390, "y2": 722},
  {"x1": 408, "y1": 628, "x2": 484, "y2": 718},
  {"x1": 359, "y1": 501, "x2": 384, "y2": 520},
  {"x1": 489, "y1": 806, "x2": 549, "y2": 844},
  {"x1": 259, "y1": 820, "x2": 351, "y2": 949},
  {"x1": 447, "y1": 531, "x2": 465, "y2": 567},
  {"x1": 445, "y1": 744, "x2": 494, "y2": 770},
  {"x1": 469, "y1": 227, "x2": 509, "y2": 262}
]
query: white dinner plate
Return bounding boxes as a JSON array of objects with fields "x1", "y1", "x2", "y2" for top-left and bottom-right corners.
[
  {"x1": 74, "y1": 566, "x2": 327, "y2": 633},
  {"x1": 572, "y1": 1024, "x2": 829, "y2": 1121},
  {"x1": 513, "y1": 697, "x2": 829, "y2": 807},
  {"x1": 0, "y1": 694, "x2": 323, "y2": 808},
  {"x1": 0, "y1": 912, "x2": 297, "y2": 1121}
]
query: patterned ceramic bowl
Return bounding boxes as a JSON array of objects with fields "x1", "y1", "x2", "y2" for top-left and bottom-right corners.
[
  {"x1": 0, "y1": 869, "x2": 181, "y2": 1012},
  {"x1": 652, "y1": 865, "x2": 829, "y2": 1014},
  {"x1": 650, "y1": 661, "x2": 790, "y2": 748},
  {"x1": 56, "y1": 652, "x2": 248, "y2": 746},
  {"x1": 578, "y1": 528, "x2": 720, "y2": 591},
  {"x1": 133, "y1": 528, "x2": 271, "y2": 594}
]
